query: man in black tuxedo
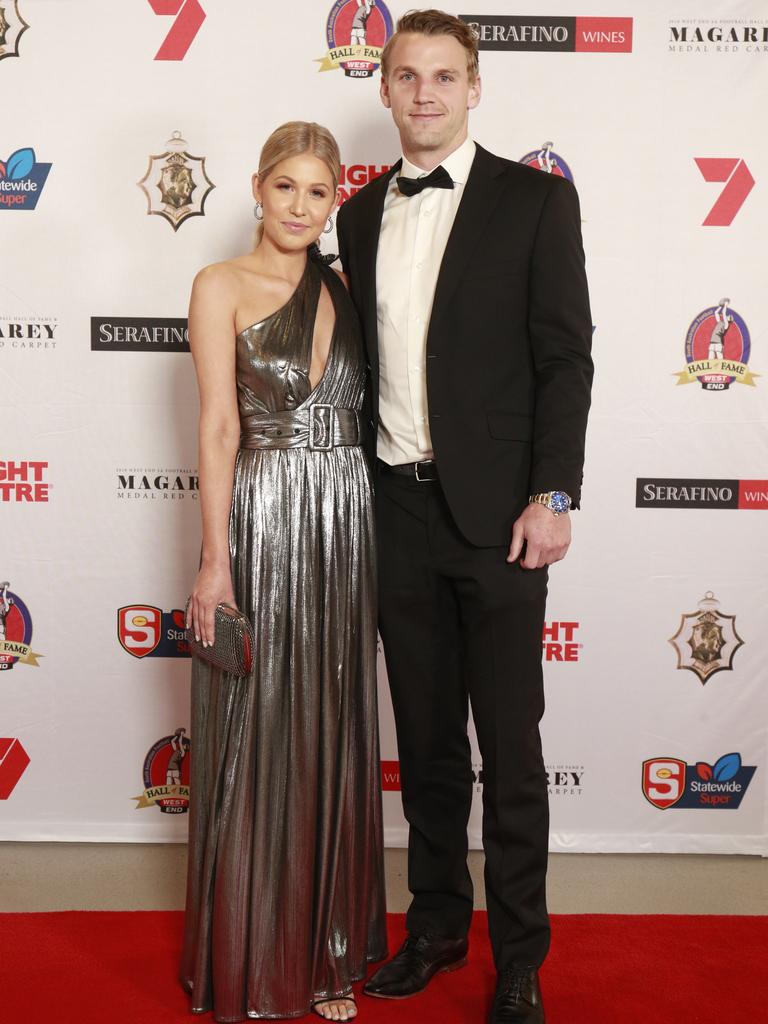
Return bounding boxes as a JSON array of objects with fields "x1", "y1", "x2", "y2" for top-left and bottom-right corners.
[{"x1": 336, "y1": 10, "x2": 593, "y2": 1023}]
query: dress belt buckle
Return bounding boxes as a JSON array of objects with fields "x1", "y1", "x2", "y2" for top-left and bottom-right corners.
[
  {"x1": 414, "y1": 460, "x2": 436, "y2": 482},
  {"x1": 309, "y1": 404, "x2": 334, "y2": 451}
]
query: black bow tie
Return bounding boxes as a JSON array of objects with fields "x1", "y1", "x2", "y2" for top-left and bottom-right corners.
[{"x1": 396, "y1": 164, "x2": 455, "y2": 197}]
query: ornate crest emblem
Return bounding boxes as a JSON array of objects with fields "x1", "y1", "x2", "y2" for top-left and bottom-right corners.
[
  {"x1": 137, "y1": 131, "x2": 214, "y2": 231},
  {"x1": 519, "y1": 141, "x2": 575, "y2": 183},
  {"x1": 669, "y1": 591, "x2": 744, "y2": 684},
  {"x1": 0, "y1": 1, "x2": 29, "y2": 61}
]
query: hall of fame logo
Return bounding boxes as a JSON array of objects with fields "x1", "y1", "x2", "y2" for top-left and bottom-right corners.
[
  {"x1": 519, "y1": 141, "x2": 574, "y2": 183},
  {"x1": 0, "y1": 2, "x2": 28, "y2": 61},
  {"x1": 674, "y1": 298, "x2": 758, "y2": 390},
  {"x1": 316, "y1": 0, "x2": 394, "y2": 79},
  {"x1": 117, "y1": 604, "x2": 190, "y2": 659},
  {"x1": 137, "y1": 131, "x2": 214, "y2": 232},
  {"x1": 669, "y1": 592, "x2": 744, "y2": 685},
  {"x1": 133, "y1": 728, "x2": 190, "y2": 813},
  {"x1": 0, "y1": 581, "x2": 42, "y2": 671}
]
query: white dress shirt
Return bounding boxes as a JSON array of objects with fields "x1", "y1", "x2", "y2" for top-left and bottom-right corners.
[{"x1": 376, "y1": 136, "x2": 477, "y2": 466}]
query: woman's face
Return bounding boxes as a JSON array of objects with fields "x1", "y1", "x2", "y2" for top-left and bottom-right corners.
[{"x1": 253, "y1": 153, "x2": 337, "y2": 252}]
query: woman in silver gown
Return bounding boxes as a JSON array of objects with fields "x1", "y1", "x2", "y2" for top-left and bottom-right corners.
[{"x1": 181, "y1": 122, "x2": 387, "y2": 1022}]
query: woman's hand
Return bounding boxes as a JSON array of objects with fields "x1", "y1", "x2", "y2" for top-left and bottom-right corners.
[{"x1": 187, "y1": 563, "x2": 237, "y2": 648}]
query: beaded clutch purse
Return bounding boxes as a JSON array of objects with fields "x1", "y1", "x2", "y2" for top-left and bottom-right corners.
[{"x1": 185, "y1": 600, "x2": 254, "y2": 678}]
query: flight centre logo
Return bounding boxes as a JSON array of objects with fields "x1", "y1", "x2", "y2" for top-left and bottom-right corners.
[
  {"x1": 669, "y1": 592, "x2": 744, "y2": 686},
  {"x1": 317, "y1": 1, "x2": 394, "y2": 79},
  {"x1": 675, "y1": 298, "x2": 757, "y2": 391},
  {"x1": 0, "y1": 2, "x2": 28, "y2": 61},
  {"x1": 137, "y1": 131, "x2": 214, "y2": 231},
  {"x1": 0, "y1": 147, "x2": 51, "y2": 211},
  {"x1": 117, "y1": 605, "x2": 190, "y2": 659},
  {"x1": 519, "y1": 142, "x2": 574, "y2": 183},
  {"x1": 338, "y1": 163, "x2": 392, "y2": 203},
  {"x1": 0, "y1": 737, "x2": 30, "y2": 798},
  {"x1": 0, "y1": 582, "x2": 43, "y2": 671},
  {"x1": 643, "y1": 753, "x2": 756, "y2": 810},
  {"x1": 133, "y1": 728, "x2": 190, "y2": 814}
]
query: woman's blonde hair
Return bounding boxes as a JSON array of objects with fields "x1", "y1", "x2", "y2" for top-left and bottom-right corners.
[{"x1": 255, "y1": 121, "x2": 340, "y2": 241}]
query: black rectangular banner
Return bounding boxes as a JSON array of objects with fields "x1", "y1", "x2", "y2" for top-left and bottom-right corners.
[{"x1": 91, "y1": 317, "x2": 190, "y2": 353}]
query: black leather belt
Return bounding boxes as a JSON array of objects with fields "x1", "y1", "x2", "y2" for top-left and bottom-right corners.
[{"x1": 378, "y1": 458, "x2": 438, "y2": 482}]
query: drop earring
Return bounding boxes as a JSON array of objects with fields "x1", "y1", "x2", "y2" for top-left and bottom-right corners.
[{"x1": 254, "y1": 202, "x2": 263, "y2": 220}]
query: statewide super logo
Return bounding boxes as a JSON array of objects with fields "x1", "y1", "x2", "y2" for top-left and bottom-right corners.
[
  {"x1": 0, "y1": 2, "x2": 28, "y2": 61},
  {"x1": 675, "y1": 298, "x2": 757, "y2": 391},
  {"x1": 519, "y1": 142, "x2": 574, "y2": 183},
  {"x1": 0, "y1": 582, "x2": 42, "y2": 671},
  {"x1": 643, "y1": 753, "x2": 756, "y2": 809},
  {"x1": 0, "y1": 147, "x2": 51, "y2": 211},
  {"x1": 669, "y1": 592, "x2": 743, "y2": 686},
  {"x1": 118, "y1": 605, "x2": 190, "y2": 659},
  {"x1": 137, "y1": 131, "x2": 214, "y2": 231},
  {"x1": 317, "y1": 0, "x2": 394, "y2": 79},
  {"x1": 133, "y1": 728, "x2": 190, "y2": 814}
]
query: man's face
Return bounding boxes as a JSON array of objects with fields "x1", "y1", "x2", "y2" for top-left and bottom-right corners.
[{"x1": 380, "y1": 32, "x2": 481, "y2": 158}]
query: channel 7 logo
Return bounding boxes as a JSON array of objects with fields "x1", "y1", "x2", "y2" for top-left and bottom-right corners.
[{"x1": 147, "y1": 1, "x2": 206, "y2": 60}]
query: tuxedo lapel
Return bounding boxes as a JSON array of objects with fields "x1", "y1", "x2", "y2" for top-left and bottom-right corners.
[
  {"x1": 354, "y1": 160, "x2": 401, "y2": 370},
  {"x1": 426, "y1": 145, "x2": 507, "y2": 351}
]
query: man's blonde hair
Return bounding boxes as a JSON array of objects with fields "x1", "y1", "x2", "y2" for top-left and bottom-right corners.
[{"x1": 380, "y1": 9, "x2": 479, "y2": 83}]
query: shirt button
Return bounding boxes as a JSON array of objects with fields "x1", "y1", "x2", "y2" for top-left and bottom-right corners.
[
  {"x1": 415, "y1": 316, "x2": 422, "y2": 323},
  {"x1": 416, "y1": 262, "x2": 423, "y2": 270},
  {"x1": 423, "y1": 208, "x2": 432, "y2": 217}
]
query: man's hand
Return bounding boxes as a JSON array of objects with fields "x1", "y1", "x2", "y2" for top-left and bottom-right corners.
[{"x1": 507, "y1": 503, "x2": 572, "y2": 568}]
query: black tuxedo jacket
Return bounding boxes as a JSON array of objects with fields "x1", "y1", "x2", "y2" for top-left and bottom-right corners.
[{"x1": 336, "y1": 143, "x2": 593, "y2": 547}]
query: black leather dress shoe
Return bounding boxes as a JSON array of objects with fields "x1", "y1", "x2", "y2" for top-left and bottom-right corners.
[
  {"x1": 489, "y1": 967, "x2": 545, "y2": 1023},
  {"x1": 363, "y1": 933, "x2": 468, "y2": 999}
]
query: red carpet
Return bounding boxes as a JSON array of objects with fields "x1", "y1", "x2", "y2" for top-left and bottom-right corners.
[{"x1": 1, "y1": 911, "x2": 766, "y2": 1023}]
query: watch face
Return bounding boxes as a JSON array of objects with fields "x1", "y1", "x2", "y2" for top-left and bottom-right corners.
[{"x1": 550, "y1": 491, "x2": 571, "y2": 513}]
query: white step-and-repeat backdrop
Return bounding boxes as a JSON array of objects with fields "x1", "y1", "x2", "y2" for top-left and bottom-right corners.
[{"x1": 1, "y1": 1, "x2": 766, "y2": 854}]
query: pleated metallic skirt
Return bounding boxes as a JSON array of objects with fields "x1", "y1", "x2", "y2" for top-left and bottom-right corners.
[{"x1": 180, "y1": 445, "x2": 387, "y2": 1020}]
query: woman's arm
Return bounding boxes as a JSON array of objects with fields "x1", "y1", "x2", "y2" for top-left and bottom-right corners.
[{"x1": 186, "y1": 264, "x2": 241, "y2": 647}]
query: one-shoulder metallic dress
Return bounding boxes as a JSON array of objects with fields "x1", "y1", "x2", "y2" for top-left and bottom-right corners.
[{"x1": 180, "y1": 257, "x2": 387, "y2": 1021}]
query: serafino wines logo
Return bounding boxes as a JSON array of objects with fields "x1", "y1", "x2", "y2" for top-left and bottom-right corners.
[
  {"x1": 0, "y1": 582, "x2": 42, "y2": 671},
  {"x1": 0, "y1": 461, "x2": 49, "y2": 502},
  {"x1": 0, "y1": 738, "x2": 30, "y2": 799},
  {"x1": 669, "y1": 592, "x2": 744, "y2": 686},
  {"x1": 0, "y1": 147, "x2": 51, "y2": 211},
  {"x1": 147, "y1": 0, "x2": 205, "y2": 60},
  {"x1": 133, "y1": 728, "x2": 190, "y2": 814},
  {"x1": 643, "y1": 753, "x2": 756, "y2": 810},
  {"x1": 338, "y1": 163, "x2": 391, "y2": 204},
  {"x1": 461, "y1": 15, "x2": 632, "y2": 53},
  {"x1": 675, "y1": 298, "x2": 757, "y2": 391},
  {"x1": 381, "y1": 760, "x2": 400, "y2": 791},
  {"x1": 519, "y1": 142, "x2": 574, "y2": 183},
  {"x1": 317, "y1": 1, "x2": 394, "y2": 79},
  {"x1": 542, "y1": 621, "x2": 580, "y2": 662},
  {"x1": 694, "y1": 158, "x2": 754, "y2": 226},
  {"x1": 0, "y1": 1, "x2": 28, "y2": 61}
]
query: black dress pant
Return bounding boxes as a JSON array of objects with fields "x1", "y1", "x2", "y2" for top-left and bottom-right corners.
[{"x1": 376, "y1": 467, "x2": 550, "y2": 970}]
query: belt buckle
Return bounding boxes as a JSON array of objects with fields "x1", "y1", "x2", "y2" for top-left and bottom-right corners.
[
  {"x1": 414, "y1": 460, "x2": 435, "y2": 482},
  {"x1": 309, "y1": 404, "x2": 334, "y2": 451}
]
